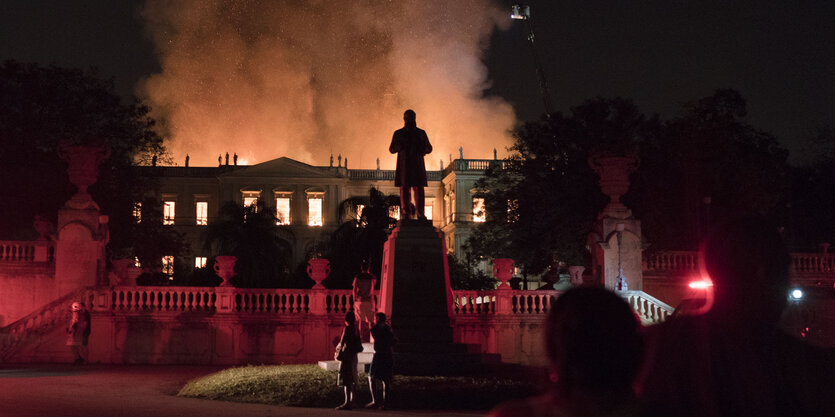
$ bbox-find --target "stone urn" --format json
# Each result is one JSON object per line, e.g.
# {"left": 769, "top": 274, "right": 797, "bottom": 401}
{"left": 568, "top": 265, "right": 586, "bottom": 287}
{"left": 33, "top": 215, "right": 54, "bottom": 240}
{"left": 111, "top": 259, "right": 136, "bottom": 286}
{"left": 307, "top": 258, "right": 330, "bottom": 289}
{"left": 213, "top": 256, "right": 238, "bottom": 287}
{"left": 59, "top": 142, "right": 111, "bottom": 209}
{"left": 492, "top": 258, "right": 514, "bottom": 290}
{"left": 588, "top": 153, "right": 639, "bottom": 219}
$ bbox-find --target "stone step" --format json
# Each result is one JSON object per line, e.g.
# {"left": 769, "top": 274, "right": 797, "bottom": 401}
{"left": 317, "top": 342, "right": 376, "bottom": 371}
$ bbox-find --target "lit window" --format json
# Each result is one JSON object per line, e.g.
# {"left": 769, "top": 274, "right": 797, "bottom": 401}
{"left": 162, "top": 255, "right": 174, "bottom": 277}
{"left": 355, "top": 204, "right": 365, "bottom": 222}
{"left": 163, "top": 201, "right": 176, "bottom": 225}
{"left": 276, "top": 197, "right": 291, "bottom": 225}
{"left": 473, "top": 197, "right": 486, "bottom": 222}
{"left": 242, "top": 191, "right": 261, "bottom": 209}
{"left": 133, "top": 202, "right": 142, "bottom": 223}
{"left": 134, "top": 256, "right": 141, "bottom": 268}
{"left": 195, "top": 202, "right": 208, "bottom": 225}
{"left": 388, "top": 205, "right": 401, "bottom": 221}
{"left": 424, "top": 198, "right": 434, "bottom": 220}
{"left": 194, "top": 257, "right": 207, "bottom": 268}
{"left": 307, "top": 193, "right": 323, "bottom": 226}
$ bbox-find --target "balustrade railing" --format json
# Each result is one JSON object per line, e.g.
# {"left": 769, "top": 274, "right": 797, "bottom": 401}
{"left": 0, "top": 241, "right": 55, "bottom": 262}
{"left": 791, "top": 253, "right": 835, "bottom": 273}
{"left": 643, "top": 251, "right": 699, "bottom": 272}
{"left": 111, "top": 286, "right": 217, "bottom": 312}
{"left": 453, "top": 291, "right": 496, "bottom": 314}
{"left": 511, "top": 290, "right": 556, "bottom": 314}
{"left": 622, "top": 290, "right": 673, "bottom": 325}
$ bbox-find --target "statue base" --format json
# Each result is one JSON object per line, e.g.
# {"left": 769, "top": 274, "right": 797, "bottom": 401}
{"left": 379, "top": 219, "right": 494, "bottom": 375}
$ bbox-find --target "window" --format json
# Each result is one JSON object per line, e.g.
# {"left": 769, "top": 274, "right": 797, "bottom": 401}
{"left": 276, "top": 196, "right": 291, "bottom": 225}
{"left": 307, "top": 192, "right": 323, "bottom": 226}
{"left": 355, "top": 204, "right": 365, "bottom": 222}
{"left": 134, "top": 256, "right": 141, "bottom": 268}
{"left": 424, "top": 198, "right": 434, "bottom": 220}
{"left": 163, "top": 201, "right": 176, "bottom": 225}
{"left": 133, "top": 202, "right": 142, "bottom": 223}
{"left": 242, "top": 190, "right": 261, "bottom": 209}
{"left": 162, "top": 255, "right": 174, "bottom": 278}
{"left": 388, "top": 205, "right": 401, "bottom": 221}
{"left": 195, "top": 202, "right": 208, "bottom": 225}
{"left": 473, "top": 197, "right": 486, "bottom": 223}
{"left": 194, "top": 257, "right": 207, "bottom": 268}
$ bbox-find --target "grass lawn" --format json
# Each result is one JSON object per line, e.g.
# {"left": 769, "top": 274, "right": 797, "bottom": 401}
{"left": 178, "top": 364, "right": 540, "bottom": 410}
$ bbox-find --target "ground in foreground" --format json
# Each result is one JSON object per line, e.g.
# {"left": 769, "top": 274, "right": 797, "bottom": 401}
{"left": 178, "top": 364, "right": 540, "bottom": 410}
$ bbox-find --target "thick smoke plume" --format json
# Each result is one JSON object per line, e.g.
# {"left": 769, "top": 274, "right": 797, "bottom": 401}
{"left": 139, "top": 0, "right": 515, "bottom": 168}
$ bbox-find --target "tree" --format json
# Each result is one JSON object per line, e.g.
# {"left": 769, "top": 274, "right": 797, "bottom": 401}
{"left": 203, "top": 200, "right": 293, "bottom": 288}
{"left": 467, "top": 98, "right": 654, "bottom": 276}
{"left": 326, "top": 187, "right": 399, "bottom": 288}
{"left": 0, "top": 61, "right": 167, "bottom": 257}
{"left": 628, "top": 89, "right": 790, "bottom": 250}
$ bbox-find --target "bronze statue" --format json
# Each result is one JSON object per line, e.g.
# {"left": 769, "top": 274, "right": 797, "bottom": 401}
{"left": 389, "top": 109, "right": 432, "bottom": 220}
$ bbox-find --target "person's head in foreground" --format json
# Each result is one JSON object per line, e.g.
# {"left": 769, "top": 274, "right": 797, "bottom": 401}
{"left": 490, "top": 287, "right": 643, "bottom": 417}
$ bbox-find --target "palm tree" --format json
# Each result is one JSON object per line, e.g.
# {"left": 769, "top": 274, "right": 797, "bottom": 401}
{"left": 326, "top": 187, "right": 399, "bottom": 287}
{"left": 203, "top": 200, "right": 293, "bottom": 288}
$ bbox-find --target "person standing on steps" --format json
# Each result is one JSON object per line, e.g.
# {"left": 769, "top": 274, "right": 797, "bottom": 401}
{"left": 352, "top": 260, "right": 376, "bottom": 342}
{"left": 389, "top": 109, "right": 432, "bottom": 220}
{"left": 66, "top": 302, "right": 90, "bottom": 364}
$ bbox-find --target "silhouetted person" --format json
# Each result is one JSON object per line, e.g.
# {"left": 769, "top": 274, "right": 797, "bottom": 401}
{"left": 366, "top": 312, "right": 395, "bottom": 410}
{"left": 335, "top": 311, "right": 362, "bottom": 410}
{"left": 185, "top": 154, "right": 189, "bottom": 167}
{"left": 638, "top": 216, "right": 832, "bottom": 417}
{"left": 224, "top": 152, "right": 229, "bottom": 166}
{"left": 233, "top": 152, "right": 238, "bottom": 165}
{"left": 218, "top": 155, "right": 222, "bottom": 166}
{"left": 389, "top": 109, "right": 432, "bottom": 220}
{"left": 66, "top": 302, "right": 90, "bottom": 364}
{"left": 352, "top": 260, "right": 376, "bottom": 342}
{"left": 489, "top": 288, "right": 644, "bottom": 417}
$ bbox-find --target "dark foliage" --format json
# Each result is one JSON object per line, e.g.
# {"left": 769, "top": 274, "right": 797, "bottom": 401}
{"left": 203, "top": 200, "right": 293, "bottom": 288}
{"left": 325, "top": 187, "right": 399, "bottom": 288}
{"left": 0, "top": 61, "right": 168, "bottom": 257}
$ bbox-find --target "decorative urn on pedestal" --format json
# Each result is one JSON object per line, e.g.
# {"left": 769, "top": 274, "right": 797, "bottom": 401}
{"left": 213, "top": 256, "right": 237, "bottom": 287}
{"left": 588, "top": 152, "right": 639, "bottom": 220}
{"left": 492, "top": 258, "right": 514, "bottom": 290}
{"left": 306, "top": 258, "right": 330, "bottom": 289}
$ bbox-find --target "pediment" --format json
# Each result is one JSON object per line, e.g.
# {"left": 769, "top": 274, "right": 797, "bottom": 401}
{"left": 221, "top": 157, "right": 337, "bottom": 179}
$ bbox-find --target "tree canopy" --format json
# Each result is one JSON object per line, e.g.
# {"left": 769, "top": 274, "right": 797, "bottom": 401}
{"left": 467, "top": 91, "right": 794, "bottom": 275}
{"left": 0, "top": 61, "right": 167, "bottom": 257}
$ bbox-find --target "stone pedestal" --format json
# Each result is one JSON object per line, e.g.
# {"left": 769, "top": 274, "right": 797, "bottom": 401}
{"left": 379, "top": 220, "right": 487, "bottom": 375}
{"left": 379, "top": 220, "right": 454, "bottom": 345}
{"left": 588, "top": 153, "right": 644, "bottom": 292}
{"left": 55, "top": 144, "right": 110, "bottom": 296}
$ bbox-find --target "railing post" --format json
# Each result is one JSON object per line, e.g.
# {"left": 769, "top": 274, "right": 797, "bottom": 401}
{"left": 309, "top": 288, "right": 327, "bottom": 315}
{"left": 215, "top": 287, "right": 236, "bottom": 313}
{"left": 496, "top": 290, "right": 513, "bottom": 315}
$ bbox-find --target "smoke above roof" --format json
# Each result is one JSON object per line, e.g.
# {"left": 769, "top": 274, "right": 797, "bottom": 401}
{"left": 138, "top": 0, "right": 515, "bottom": 168}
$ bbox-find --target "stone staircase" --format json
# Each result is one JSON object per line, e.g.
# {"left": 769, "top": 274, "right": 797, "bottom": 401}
{"left": 0, "top": 288, "right": 94, "bottom": 363}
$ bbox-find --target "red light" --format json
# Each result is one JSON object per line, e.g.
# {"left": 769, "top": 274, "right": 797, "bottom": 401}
{"left": 688, "top": 280, "right": 713, "bottom": 290}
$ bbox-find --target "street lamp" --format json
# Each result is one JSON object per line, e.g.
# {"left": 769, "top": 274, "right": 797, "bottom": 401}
{"left": 511, "top": 4, "right": 554, "bottom": 117}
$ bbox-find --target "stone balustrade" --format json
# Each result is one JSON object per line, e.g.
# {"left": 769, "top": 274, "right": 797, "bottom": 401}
{"left": 0, "top": 241, "right": 55, "bottom": 262}
{"left": 643, "top": 251, "right": 699, "bottom": 272}
{"left": 622, "top": 290, "right": 674, "bottom": 325}
{"left": 791, "top": 253, "right": 835, "bottom": 273}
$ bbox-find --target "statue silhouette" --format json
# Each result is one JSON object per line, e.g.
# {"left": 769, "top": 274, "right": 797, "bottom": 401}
{"left": 389, "top": 109, "right": 432, "bottom": 220}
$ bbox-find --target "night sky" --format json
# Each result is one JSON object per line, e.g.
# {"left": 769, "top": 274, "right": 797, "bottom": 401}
{"left": 1, "top": 0, "right": 833, "bottom": 164}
